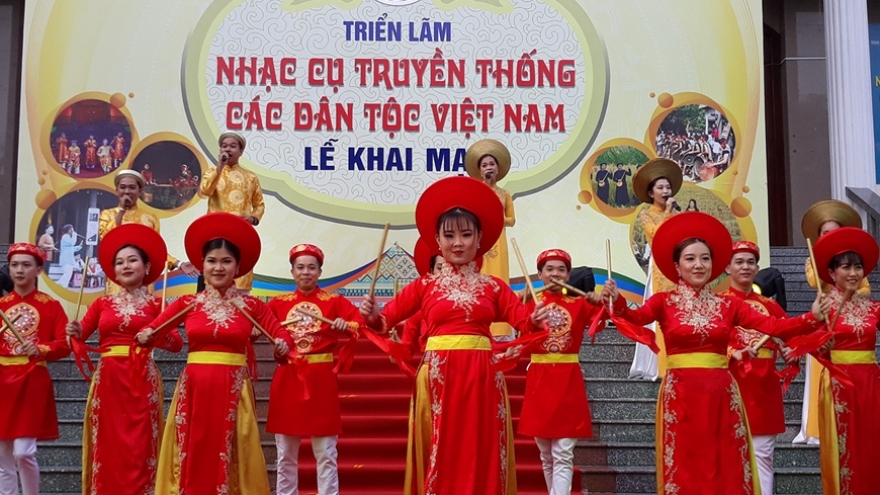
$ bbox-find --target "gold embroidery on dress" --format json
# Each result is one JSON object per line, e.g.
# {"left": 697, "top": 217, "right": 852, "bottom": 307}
{"left": 194, "top": 285, "right": 248, "bottom": 337}
{"left": 829, "top": 290, "right": 874, "bottom": 343}
{"left": 109, "top": 287, "right": 152, "bottom": 328}
{"left": 733, "top": 299, "right": 769, "bottom": 348}
{"left": 540, "top": 297, "right": 572, "bottom": 353}
{"left": 495, "top": 370, "right": 508, "bottom": 492}
{"left": 425, "top": 351, "right": 446, "bottom": 495}
{"left": 426, "top": 261, "right": 499, "bottom": 321}
{"left": 2, "top": 303, "right": 40, "bottom": 354}
{"left": 287, "top": 302, "right": 322, "bottom": 353}
{"left": 317, "top": 291, "right": 335, "bottom": 301}
{"left": 661, "top": 373, "right": 680, "bottom": 495}
{"left": 88, "top": 365, "right": 102, "bottom": 495}
{"left": 831, "top": 377, "right": 853, "bottom": 495}
{"left": 667, "top": 283, "right": 728, "bottom": 344}
{"left": 728, "top": 381, "right": 753, "bottom": 493}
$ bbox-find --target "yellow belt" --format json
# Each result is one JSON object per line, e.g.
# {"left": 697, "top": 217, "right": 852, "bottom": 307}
{"left": 830, "top": 350, "right": 876, "bottom": 365}
{"left": 666, "top": 352, "right": 727, "bottom": 369}
{"left": 292, "top": 352, "right": 333, "bottom": 364}
{"left": 425, "top": 335, "right": 491, "bottom": 351}
{"left": 187, "top": 351, "right": 246, "bottom": 366}
{"left": 530, "top": 353, "right": 579, "bottom": 364}
{"left": 756, "top": 348, "right": 773, "bottom": 359}
{"left": 101, "top": 345, "right": 131, "bottom": 357}
{"left": 0, "top": 356, "right": 46, "bottom": 367}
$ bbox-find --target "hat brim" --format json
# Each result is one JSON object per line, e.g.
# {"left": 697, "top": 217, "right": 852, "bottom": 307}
{"left": 465, "top": 139, "right": 511, "bottom": 181}
{"left": 632, "top": 158, "right": 683, "bottom": 204}
{"left": 813, "top": 227, "right": 879, "bottom": 285}
{"left": 99, "top": 224, "right": 168, "bottom": 286}
{"left": 185, "top": 213, "right": 261, "bottom": 275}
{"left": 415, "top": 177, "right": 504, "bottom": 259}
{"left": 800, "top": 200, "right": 862, "bottom": 244}
{"left": 652, "top": 212, "right": 733, "bottom": 284}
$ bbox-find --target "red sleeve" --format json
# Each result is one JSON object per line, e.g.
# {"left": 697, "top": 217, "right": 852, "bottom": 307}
{"left": 494, "top": 281, "right": 539, "bottom": 334}
{"left": 618, "top": 292, "right": 666, "bottom": 326}
{"left": 145, "top": 296, "right": 193, "bottom": 338}
{"left": 377, "top": 278, "right": 425, "bottom": 332}
{"left": 763, "top": 297, "right": 787, "bottom": 319}
{"left": 334, "top": 296, "right": 366, "bottom": 333}
{"left": 731, "top": 297, "right": 820, "bottom": 339}
{"left": 41, "top": 300, "right": 71, "bottom": 361}
{"left": 79, "top": 297, "right": 104, "bottom": 341}
{"left": 151, "top": 298, "right": 183, "bottom": 352}
{"left": 252, "top": 298, "right": 293, "bottom": 347}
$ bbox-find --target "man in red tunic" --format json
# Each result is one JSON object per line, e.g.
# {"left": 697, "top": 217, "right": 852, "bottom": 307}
{"left": 520, "top": 249, "right": 604, "bottom": 495}
{"left": 723, "top": 241, "right": 788, "bottom": 495}
{"left": 112, "top": 132, "right": 126, "bottom": 168}
{"left": 83, "top": 135, "right": 98, "bottom": 169}
{"left": 54, "top": 133, "right": 68, "bottom": 166}
{"left": 0, "top": 244, "right": 69, "bottom": 495}
{"left": 267, "top": 244, "right": 363, "bottom": 495}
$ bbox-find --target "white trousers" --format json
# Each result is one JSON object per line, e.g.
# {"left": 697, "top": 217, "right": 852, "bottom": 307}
{"left": 535, "top": 437, "right": 577, "bottom": 495}
{"left": 276, "top": 434, "right": 339, "bottom": 495}
{"left": 0, "top": 438, "right": 39, "bottom": 495}
{"left": 752, "top": 435, "right": 776, "bottom": 495}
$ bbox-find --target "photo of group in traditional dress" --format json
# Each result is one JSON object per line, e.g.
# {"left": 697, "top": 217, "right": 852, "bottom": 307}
{"left": 589, "top": 146, "right": 647, "bottom": 209}
{"left": 130, "top": 141, "right": 204, "bottom": 210}
{"left": 49, "top": 100, "right": 132, "bottom": 179}
{"left": 655, "top": 104, "right": 735, "bottom": 183}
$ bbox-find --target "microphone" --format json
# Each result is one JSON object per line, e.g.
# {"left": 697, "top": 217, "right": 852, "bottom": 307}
{"left": 221, "top": 153, "right": 229, "bottom": 163}
{"left": 670, "top": 200, "right": 681, "bottom": 212}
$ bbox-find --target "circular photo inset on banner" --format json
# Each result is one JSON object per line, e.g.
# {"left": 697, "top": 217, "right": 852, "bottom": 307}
{"left": 131, "top": 141, "right": 203, "bottom": 210}
{"left": 589, "top": 146, "right": 648, "bottom": 209}
{"left": 49, "top": 99, "right": 132, "bottom": 179}
{"left": 35, "top": 187, "right": 119, "bottom": 293}
{"left": 655, "top": 104, "right": 735, "bottom": 183}
{"left": 630, "top": 185, "right": 742, "bottom": 279}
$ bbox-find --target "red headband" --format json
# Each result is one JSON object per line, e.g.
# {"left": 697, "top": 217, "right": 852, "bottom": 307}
{"left": 537, "top": 249, "right": 572, "bottom": 271}
{"left": 289, "top": 244, "right": 324, "bottom": 266}
{"left": 7, "top": 243, "right": 45, "bottom": 266}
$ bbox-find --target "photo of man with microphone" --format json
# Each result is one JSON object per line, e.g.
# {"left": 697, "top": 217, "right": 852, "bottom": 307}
{"left": 198, "top": 132, "right": 266, "bottom": 293}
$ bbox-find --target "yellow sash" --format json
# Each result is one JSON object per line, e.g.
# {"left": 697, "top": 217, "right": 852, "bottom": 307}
{"left": 0, "top": 356, "right": 46, "bottom": 366}
{"left": 425, "top": 335, "right": 491, "bottom": 351}
{"left": 756, "top": 348, "right": 773, "bottom": 359}
{"left": 100, "top": 345, "right": 131, "bottom": 357}
{"left": 666, "top": 352, "right": 727, "bottom": 369}
{"left": 830, "top": 350, "right": 876, "bottom": 365}
{"left": 292, "top": 352, "right": 333, "bottom": 364}
{"left": 187, "top": 351, "right": 246, "bottom": 366}
{"left": 530, "top": 353, "right": 579, "bottom": 364}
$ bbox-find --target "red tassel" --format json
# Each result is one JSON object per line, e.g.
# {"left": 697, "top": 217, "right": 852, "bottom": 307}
{"left": 609, "top": 315, "right": 660, "bottom": 354}
{"left": 69, "top": 338, "right": 102, "bottom": 381}
{"left": 360, "top": 328, "right": 416, "bottom": 377}
{"left": 490, "top": 330, "right": 550, "bottom": 373}
{"left": 587, "top": 308, "right": 608, "bottom": 343}
{"left": 784, "top": 331, "right": 833, "bottom": 359}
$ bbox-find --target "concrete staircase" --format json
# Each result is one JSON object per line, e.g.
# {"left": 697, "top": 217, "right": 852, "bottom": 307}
{"left": 22, "top": 246, "right": 880, "bottom": 493}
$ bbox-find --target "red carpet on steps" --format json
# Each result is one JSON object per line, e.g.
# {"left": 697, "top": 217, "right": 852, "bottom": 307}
{"left": 285, "top": 338, "right": 582, "bottom": 495}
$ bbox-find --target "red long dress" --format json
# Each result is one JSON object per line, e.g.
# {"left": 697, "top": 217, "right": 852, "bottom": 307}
{"left": 817, "top": 287, "right": 880, "bottom": 495}
{"left": 150, "top": 286, "right": 291, "bottom": 495}
{"left": 78, "top": 288, "right": 183, "bottom": 495}
{"left": 266, "top": 287, "right": 363, "bottom": 437}
{"left": 616, "top": 282, "right": 821, "bottom": 495}
{"left": 518, "top": 291, "right": 600, "bottom": 439}
{"left": 0, "top": 289, "right": 69, "bottom": 440}
{"left": 723, "top": 288, "right": 788, "bottom": 436}
{"left": 375, "top": 261, "right": 538, "bottom": 495}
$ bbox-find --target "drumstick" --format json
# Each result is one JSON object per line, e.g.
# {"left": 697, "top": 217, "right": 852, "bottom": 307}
{"left": 751, "top": 334, "right": 772, "bottom": 351}
{"left": 296, "top": 308, "right": 336, "bottom": 326}
{"left": 605, "top": 239, "right": 613, "bottom": 307}
{"left": 549, "top": 279, "right": 589, "bottom": 298}
{"left": 0, "top": 310, "right": 26, "bottom": 345}
{"left": 827, "top": 288, "right": 854, "bottom": 332}
{"left": 368, "top": 223, "right": 391, "bottom": 299}
{"left": 510, "top": 238, "right": 537, "bottom": 302}
{"left": 73, "top": 256, "right": 90, "bottom": 320}
{"left": 231, "top": 301, "right": 275, "bottom": 342}
{"left": 280, "top": 317, "right": 303, "bottom": 326}
{"left": 806, "top": 238, "right": 827, "bottom": 322}
{"left": 0, "top": 314, "right": 22, "bottom": 337}
{"left": 161, "top": 267, "right": 169, "bottom": 312}
{"left": 148, "top": 303, "right": 195, "bottom": 338}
